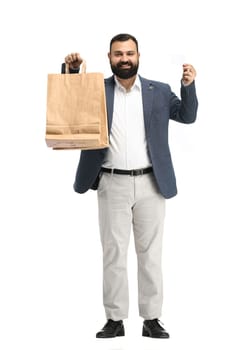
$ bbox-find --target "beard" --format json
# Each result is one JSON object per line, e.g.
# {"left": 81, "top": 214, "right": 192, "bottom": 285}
{"left": 110, "top": 60, "right": 139, "bottom": 79}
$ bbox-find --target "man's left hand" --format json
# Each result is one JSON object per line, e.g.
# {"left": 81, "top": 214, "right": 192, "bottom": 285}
{"left": 182, "top": 64, "right": 196, "bottom": 86}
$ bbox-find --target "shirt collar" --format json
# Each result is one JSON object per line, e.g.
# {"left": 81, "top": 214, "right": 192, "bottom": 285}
{"left": 114, "top": 75, "right": 141, "bottom": 92}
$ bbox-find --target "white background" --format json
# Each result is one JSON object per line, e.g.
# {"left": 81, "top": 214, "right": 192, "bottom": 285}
{"left": 1, "top": 0, "right": 233, "bottom": 349}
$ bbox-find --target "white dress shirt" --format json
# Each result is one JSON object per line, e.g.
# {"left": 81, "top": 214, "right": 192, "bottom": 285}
{"left": 102, "top": 75, "right": 152, "bottom": 170}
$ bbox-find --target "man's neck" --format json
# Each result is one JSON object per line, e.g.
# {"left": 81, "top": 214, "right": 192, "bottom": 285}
{"left": 115, "top": 75, "right": 137, "bottom": 92}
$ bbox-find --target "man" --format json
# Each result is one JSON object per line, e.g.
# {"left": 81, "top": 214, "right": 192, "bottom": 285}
{"left": 63, "top": 33, "right": 198, "bottom": 339}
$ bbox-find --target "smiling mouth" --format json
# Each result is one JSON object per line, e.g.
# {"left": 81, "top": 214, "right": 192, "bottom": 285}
{"left": 120, "top": 65, "right": 131, "bottom": 69}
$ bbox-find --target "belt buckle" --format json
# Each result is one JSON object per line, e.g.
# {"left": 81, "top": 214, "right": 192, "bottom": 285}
{"left": 131, "top": 169, "right": 144, "bottom": 176}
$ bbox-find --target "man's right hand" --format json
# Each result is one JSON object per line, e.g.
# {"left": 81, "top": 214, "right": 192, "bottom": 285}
{"left": 65, "top": 53, "right": 83, "bottom": 70}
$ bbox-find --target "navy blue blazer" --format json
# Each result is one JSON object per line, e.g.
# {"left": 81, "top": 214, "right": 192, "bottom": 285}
{"left": 61, "top": 64, "right": 198, "bottom": 199}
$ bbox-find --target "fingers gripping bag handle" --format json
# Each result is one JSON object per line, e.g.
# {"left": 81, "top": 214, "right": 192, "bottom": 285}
{"left": 65, "top": 60, "right": 87, "bottom": 74}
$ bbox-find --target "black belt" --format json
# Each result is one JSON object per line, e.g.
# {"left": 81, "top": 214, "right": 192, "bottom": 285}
{"left": 101, "top": 166, "right": 153, "bottom": 176}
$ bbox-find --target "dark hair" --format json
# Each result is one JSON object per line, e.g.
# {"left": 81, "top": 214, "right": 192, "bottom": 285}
{"left": 109, "top": 33, "right": 138, "bottom": 52}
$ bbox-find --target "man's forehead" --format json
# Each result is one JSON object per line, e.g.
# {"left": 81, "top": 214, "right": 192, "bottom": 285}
{"left": 111, "top": 40, "right": 137, "bottom": 52}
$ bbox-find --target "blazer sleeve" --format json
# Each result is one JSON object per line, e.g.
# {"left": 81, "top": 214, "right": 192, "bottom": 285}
{"left": 169, "top": 81, "right": 198, "bottom": 124}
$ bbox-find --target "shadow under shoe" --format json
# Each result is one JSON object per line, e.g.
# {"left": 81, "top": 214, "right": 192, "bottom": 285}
{"left": 143, "top": 319, "right": 170, "bottom": 339}
{"left": 96, "top": 319, "right": 125, "bottom": 338}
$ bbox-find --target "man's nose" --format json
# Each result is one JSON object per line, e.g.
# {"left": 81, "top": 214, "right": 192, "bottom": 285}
{"left": 120, "top": 54, "right": 129, "bottom": 61}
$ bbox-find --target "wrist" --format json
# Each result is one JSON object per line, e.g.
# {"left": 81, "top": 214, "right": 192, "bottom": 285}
{"left": 182, "top": 79, "right": 193, "bottom": 87}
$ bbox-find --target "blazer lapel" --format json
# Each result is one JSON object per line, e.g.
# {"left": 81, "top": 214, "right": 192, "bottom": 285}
{"left": 104, "top": 76, "right": 115, "bottom": 132}
{"left": 140, "top": 76, "right": 156, "bottom": 134}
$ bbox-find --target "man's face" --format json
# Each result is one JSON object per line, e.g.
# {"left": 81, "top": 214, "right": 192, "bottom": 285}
{"left": 108, "top": 39, "right": 140, "bottom": 79}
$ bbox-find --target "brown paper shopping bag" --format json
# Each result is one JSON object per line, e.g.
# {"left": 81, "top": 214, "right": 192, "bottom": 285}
{"left": 45, "top": 62, "right": 109, "bottom": 150}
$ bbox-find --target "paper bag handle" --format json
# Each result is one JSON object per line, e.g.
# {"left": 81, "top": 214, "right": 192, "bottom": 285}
{"left": 65, "top": 60, "right": 86, "bottom": 74}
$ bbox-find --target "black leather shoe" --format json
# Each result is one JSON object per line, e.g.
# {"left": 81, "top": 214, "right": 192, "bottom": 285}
{"left": 142, "top": 319, "right": 170, "bottom": 338}
{"left": 96, "top": 319, "right": 125, "bottom": 338}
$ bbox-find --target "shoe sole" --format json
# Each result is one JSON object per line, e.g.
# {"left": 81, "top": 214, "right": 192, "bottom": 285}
{"left": 96, "top": 328, "right": 125, "bottom": 338}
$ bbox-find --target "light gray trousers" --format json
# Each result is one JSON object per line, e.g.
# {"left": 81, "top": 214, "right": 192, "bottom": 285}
{"left": 97, "top": 171, "right": 166, "bottom": 321}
